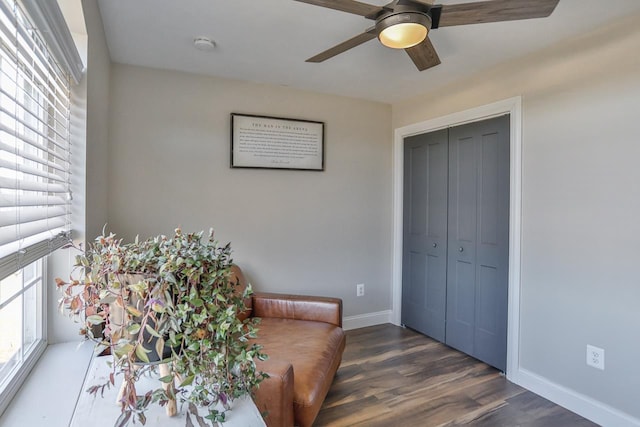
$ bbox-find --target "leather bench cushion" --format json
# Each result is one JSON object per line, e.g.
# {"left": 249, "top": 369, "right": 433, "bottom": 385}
{"left": 255, "top": 317, "right": 346, "bottom": 427}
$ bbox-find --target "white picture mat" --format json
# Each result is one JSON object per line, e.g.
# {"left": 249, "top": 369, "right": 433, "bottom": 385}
{"left": 232, "top": 114, "right": 324, "bottom": 170}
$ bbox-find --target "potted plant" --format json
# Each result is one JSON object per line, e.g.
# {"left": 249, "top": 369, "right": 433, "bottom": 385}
{"left": 57, "top": 228, "right": 267, "bottom": 426}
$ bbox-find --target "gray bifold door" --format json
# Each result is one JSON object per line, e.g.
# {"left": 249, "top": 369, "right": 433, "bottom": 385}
{"left": 402, "top": 129, "right": 449, "bottom": 342}
{"left": 401, "top": 115, "right": 510, "bottom": 372}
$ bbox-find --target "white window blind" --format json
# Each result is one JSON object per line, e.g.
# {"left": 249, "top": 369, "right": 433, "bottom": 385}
{"left": 0, "top": 0, "right": 77, "bottom": 281}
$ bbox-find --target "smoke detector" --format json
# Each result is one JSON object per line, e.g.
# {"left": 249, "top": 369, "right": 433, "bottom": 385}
{"left": 193, "top": 36, "right": 216, "bottom": 51}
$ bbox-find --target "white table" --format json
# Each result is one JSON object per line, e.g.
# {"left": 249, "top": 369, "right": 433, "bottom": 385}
{"left": 71, "top": 356, "right": 265, "bottom": 426}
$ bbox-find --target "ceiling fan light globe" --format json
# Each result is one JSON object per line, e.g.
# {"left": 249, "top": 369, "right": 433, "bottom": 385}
{"left": 376, "top": 12, "right": 430, "bottom": 49}
{"left": 379, "top": 23, "right": 428, "bottom": 49}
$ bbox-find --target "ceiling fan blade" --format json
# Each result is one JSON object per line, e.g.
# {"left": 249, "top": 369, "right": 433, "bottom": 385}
{"left": 439, "top": 0, "right": 559, "bottom": 27}
{"left": 306, "top": 29, "right": 377, "bottom": 63}
{"left": 293, "top": 0, "right": 383, "bottom": 17}
{"left": 405, "top": 37, "right": 441, "bottom": 71}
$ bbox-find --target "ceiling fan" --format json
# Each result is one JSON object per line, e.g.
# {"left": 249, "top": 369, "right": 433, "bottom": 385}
{"left": 294, "top": 0, "right": 560, "bottom": 71}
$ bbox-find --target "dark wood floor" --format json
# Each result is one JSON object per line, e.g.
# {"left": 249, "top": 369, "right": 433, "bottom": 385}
{"left": 316, "top": 324, "right": 598, "bottom": 427}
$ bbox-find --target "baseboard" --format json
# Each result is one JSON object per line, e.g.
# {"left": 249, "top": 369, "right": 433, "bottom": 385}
{"left": 515, "top": 368, "right": 640, "bottom": 427}
{"left": 342, "top": 310, "right": 392, "bottom": 331}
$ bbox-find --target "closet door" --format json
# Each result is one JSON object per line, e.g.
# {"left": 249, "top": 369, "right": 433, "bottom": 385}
{"left": 401, "top": 130, "right": 448, "bottom": 341}
{"left": 446, "top": 115, "right": 510, "bottom": 371}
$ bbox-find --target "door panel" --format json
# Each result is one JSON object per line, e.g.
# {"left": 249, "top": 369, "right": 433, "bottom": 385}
{"left": 474, "top": 117, "right": 510, "bottom": 371}
{"left": 477, "top": 265, "right": 498, "bottom": 333}
{"left": 446, "top": 115, "right": 510, "bottom": 371}
{"left": 454, "top": 137, "right": 477, "bottom": 243}
{"left": 480, "top": 133, "right": 500, "bottom": 245}
{"left": 402, "top": 130, "right": 448, "bottom": 342}
{"left": 408, "top": 252, "right": 427, "bottom": 301}
{"left": 447, "top": 259, "right": 475, "bottom": 355}
{"left": 408, "top": 145, "right": 428, "bottom": 236}
{"left": 446, "top": 131, "right": 477, "bottom": 355}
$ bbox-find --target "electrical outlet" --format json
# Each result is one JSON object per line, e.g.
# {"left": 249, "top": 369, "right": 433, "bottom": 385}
{"left": 356, "top": 283, "right": 365, "bottom": 297}
{"left": 586, "top": 345, "right": 605, "bottom": 370}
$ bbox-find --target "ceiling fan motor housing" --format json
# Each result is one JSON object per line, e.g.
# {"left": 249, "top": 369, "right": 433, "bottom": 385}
{"left": 376, "top": 9, "right": 431, "bottom": 28}
{"left": 370, "top": 1, "right": 442, "bottom": 28}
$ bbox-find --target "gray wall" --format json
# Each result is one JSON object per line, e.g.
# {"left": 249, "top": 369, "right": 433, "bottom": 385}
{"left": 393, "top": 14, "right": 640, "bottom": 421}
{"left": 107, "top": 64, "right": 392, "bottom": 317}
{"left": 49, "top": 0, "right": 111, "bottom": 344}
{"left": 82, "top": 0, "right": 110, "bottom": 241}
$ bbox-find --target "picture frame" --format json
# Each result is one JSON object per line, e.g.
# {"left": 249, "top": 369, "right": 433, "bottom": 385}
{"left": 231, "top": 113, "right": 325, "bottom": 171}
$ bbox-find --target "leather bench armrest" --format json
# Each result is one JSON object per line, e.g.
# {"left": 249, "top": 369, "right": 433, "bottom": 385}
{"left": 252, "top": 292, "right": 343, "bottom": 328}
{"left": 253, "top": 359, "right": 295, "bottom": 427}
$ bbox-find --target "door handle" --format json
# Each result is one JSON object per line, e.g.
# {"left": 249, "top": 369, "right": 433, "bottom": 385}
{"left": 459, "top": 247, "right": 464, "bottom": 252}
{"left": 432, "top": 243, "right": 437, "bottom": 248}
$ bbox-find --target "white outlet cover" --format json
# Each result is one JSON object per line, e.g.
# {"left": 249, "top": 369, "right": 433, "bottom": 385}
{"left": 586, "top": 344, "right": 605, "bottom": 370}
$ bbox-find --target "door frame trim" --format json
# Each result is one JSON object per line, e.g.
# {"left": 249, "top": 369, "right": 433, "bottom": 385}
{"left": 391, "top": 96, "right": 522, "bottom": 379}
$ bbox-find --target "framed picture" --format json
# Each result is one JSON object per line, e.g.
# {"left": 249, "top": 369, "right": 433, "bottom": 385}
{"left": 231, "top": 113, "right": 325, "bottom": 171}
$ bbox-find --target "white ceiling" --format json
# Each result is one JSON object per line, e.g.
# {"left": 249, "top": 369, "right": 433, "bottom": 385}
{"left": 96, "top": 0, "right": 640, "bottom": 103}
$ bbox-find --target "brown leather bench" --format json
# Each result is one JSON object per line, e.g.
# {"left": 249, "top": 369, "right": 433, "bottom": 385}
{"left": 231, "top": 266, "right": 346, "bottom": 427}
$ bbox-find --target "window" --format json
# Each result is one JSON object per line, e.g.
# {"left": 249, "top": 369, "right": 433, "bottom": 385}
{"left": 0, "top": 259, "right": 43, "bottom": 393}
{"left": 0, "top": 0, "right": 82, "bottom": 415}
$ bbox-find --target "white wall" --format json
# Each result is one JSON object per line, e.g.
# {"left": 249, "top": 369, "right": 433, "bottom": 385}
{"left": 107, "top": 64, "right": 392, "bottom": 318}
{"left": 392, "top": 14, "right": 640, "bottom": 425}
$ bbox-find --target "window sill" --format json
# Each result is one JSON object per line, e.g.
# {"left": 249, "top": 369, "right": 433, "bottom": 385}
{"left": 0, "top": 342, "right": 265, "bottom": 427}
{"left": 71, "top": 355, "right": 265, "bottom": 426}
{"left": 0, "top": 342, "right": 93, "bottom": 427}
